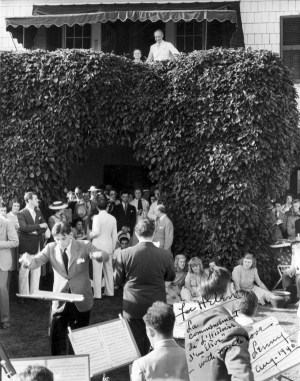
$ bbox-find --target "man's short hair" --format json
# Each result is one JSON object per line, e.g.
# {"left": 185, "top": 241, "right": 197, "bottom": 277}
{"left": 120, "top": 189, "right": 129, "bottom": 197}
{"left": 236, "top": 290, "right": 258, "bottom": 317}
{"left": 293, "top": 199, "right": 300, "bottom": 204}
{"left": 156, "top": 204, "right": 166, "bottom": 214}
{"left": 75, "top": 186, "right": 82, "bottom": 192}
{"left": 135, "top": 219, "right": 155, "bottom": 238}
{"left": 52, "top": 222, "right": 72, "bottom": 236}
{"left": 24, "top": 192, "right": 37, "bottom": 203}
{"left": 120, "top": 237, "right": 129, "bottom": 243}
{"left": 143, "top": 302, "right": 175, "bottom": 335}
{"left": 199, "top": 266, "right": 231, "bottom": 300}
{"left": 154, "top": 29, "right": 163, "bottom": 36}
{"left": 13, "top": 365, "right": 53, "bottom": 381}
{"left": 274, "top": 198, "right": 283, "bottom": 206}
{"left": 96, "top": 198, "right": 107, "bottom": 210}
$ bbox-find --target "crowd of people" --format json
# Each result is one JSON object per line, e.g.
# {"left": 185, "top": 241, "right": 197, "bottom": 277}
{"left": 0, "top": 186, "right": 299, "bottom": 380}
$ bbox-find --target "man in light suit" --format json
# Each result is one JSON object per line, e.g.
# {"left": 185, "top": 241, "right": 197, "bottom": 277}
{"left": 147, "top": 29, "right": 179, "bottom": 62}
{"left": 90, "top": 198, "right": 117, "bottom": 298}
{"left": 152, "top": 205, "right": 174, "bottom": 251}
{"left": 20, "top": 221, "right": 108, "bottom": 355}
{"left": 131, "top": 302, "right": 189, "bottom": 381}
{"left": 17, "top": 192, "right": 48, "bottom": 298}
{"left": 116, "top": 219, "right": 175, "bottom": 356}
{"left": 0, "top": 211, "right": 19, "bottom": 329}
{"left": 147, "top": 188, "right": 162, "bottom": 221}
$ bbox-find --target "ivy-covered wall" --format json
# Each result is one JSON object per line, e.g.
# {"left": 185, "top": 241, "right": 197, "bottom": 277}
{"left": 1, "top": 48, "right": 299, "bottom": 282}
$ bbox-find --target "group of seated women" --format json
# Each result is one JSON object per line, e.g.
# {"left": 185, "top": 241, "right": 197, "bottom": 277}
{"left": 165, "top": 252, "right": 271, "bottom": 306}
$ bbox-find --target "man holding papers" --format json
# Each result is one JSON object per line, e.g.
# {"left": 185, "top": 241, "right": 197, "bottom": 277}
{"left": 20, "top": 222, "right": 108, "bottom": 355}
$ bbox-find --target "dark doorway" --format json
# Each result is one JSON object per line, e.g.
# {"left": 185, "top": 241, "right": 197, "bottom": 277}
{"left": 102, "top": 19, "right": 165, "bottom": 59}
{"left": 104, "top": 165, "right": 153, "bottom": 191}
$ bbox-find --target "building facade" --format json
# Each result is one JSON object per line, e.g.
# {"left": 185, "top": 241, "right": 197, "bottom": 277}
{"left": 1, "top": 0, "right": 300, "bottom": 191}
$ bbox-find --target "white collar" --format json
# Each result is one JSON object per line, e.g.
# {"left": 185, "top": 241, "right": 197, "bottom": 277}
{"left": 159, "top": 214, "right": 166, "bottom": 221}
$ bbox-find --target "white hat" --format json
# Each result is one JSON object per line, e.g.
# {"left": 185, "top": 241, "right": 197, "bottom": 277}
{"left": 88, "top": 186, "right": 101, "bottom": 192}
{"left": 49, "top": 201, "right": 68, "bottom": 210}
{"left": 117, "top": 231, "right": 130, "bottom": 243}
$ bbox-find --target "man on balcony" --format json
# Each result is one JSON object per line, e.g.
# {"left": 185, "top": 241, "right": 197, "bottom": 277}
{"left": 147, "top": 30, "right": 179, "bottom": 62}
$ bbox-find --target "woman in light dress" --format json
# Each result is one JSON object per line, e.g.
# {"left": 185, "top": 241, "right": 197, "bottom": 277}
{"left": 181, "top": 257, "right": 204, "bottom": 302}
{"left": 232, "top": 253, "right": 271, "bottom": 305}
{"left": 165, "top": 254, "right": 187, "bottom": 305}
{"left": 130, "top": 188, "right": 149, "bottom": 246}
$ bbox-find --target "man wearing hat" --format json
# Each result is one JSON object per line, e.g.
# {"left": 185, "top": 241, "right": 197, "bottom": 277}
{"left": 112, "top": 231, "right": 130, "bottom": 289}
{"left": 90, "top": 197, "right": 117, "bottom": 298}
{"left": 88, "top": 186, "right": 101, "bottom": 202}
{"left": 48, "top": 201, "right": 69, "bottom": 231}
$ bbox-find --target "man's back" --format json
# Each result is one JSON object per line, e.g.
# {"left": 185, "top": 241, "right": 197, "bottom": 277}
{"left": 132, "top": 340, "right": 189, "bottom": 381}
{"left": 116, "top": 242, "right": 175, "bottom": 318}
{"left": 153, "top": 216, "right": 174, "bottom": 251}
{"left": 92, "top": 211, "right": 117, "bottom": 253}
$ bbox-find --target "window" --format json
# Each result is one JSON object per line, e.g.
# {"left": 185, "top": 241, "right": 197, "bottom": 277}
{"left": 65, "top": 24, "right": 91, "bottom": 49}
{"left": 176, "top": 20, "right": 202, "bottom": 53}
{"left": 280, "top": 16, "right": 300, "bottom": 82}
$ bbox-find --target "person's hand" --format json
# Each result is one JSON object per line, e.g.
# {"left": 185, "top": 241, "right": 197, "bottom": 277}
{"left": 39, "top": 222, "right": 48, "bottom": 229}
{"left": 91, "top": 250, "right": 107, "bottom": 262}
{"left": 19, "top": 253, "right": 32, "bottom": 267}
{"left": 122, "top": 226, "right": 129, "bottom": 233}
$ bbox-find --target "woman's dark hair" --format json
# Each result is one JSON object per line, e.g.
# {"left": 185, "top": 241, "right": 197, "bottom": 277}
{"left": 133, "top": 48, "right": 142, "bottom": 55}
{"left": 72, "top": 217, "right": 83, "bottom": 228}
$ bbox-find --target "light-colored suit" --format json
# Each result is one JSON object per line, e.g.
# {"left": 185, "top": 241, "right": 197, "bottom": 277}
{"left": 91, "top": 210, "right": 117, "bottom": 298}
{"left": 130, "top": 198, "right": 149, "bottom": 246}
{"left": 148, "top": 200, "right": 158, "bottom": 221}
{"left": 148, "top": 40, "right": 179, "bottom": 61}
{"left": 131, "top": 339, "right": 189, "bottom": 381}
{"left": 27, "top": 239, "right": 108, "bottom": 314}
{"left": 153, "top": 215, "right": 174, "bottom": 251}
{"left": 0, "top": 216, "right": 19, "bottom": 322}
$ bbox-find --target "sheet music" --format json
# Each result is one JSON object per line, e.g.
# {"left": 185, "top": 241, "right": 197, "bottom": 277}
{"left": 2, "top": 355, "right": 89, "bottom": 381}
{"left": 69, "top": 318, "right": 140, "bottom": 377}
{"left": 17, "top": 290, "right": 84, "bottom": 302}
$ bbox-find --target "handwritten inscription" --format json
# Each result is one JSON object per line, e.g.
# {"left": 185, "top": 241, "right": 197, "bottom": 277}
{"left": 246, "top": 317, "right": 300, "bottom": 381}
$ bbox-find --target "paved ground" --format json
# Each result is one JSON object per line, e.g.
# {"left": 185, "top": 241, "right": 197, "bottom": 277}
{"left": 1, "top": 273, "right": 300, "bottom": 380}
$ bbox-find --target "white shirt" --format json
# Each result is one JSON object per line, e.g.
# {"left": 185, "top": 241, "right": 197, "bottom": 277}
{"left": 148, "top": 40, "right": 179, "bottom": 62}
{"left": 26, "top": 205, "right": 36, "bottom": 221}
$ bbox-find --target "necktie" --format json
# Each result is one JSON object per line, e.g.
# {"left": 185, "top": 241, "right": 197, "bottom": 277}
{"left": 124, "top": 203, "right": 127, "bottom": 214}
{"left": 62, "top": 249, "right": 68, "bottom": 274}
{"left": 138, "top": 200, "right": 143, "bottom": 211}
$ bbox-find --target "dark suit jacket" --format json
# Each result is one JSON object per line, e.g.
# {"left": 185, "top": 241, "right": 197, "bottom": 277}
{"left": 17, "top": 208, "right": 47, "bottom": 255}
{"left": 295, "top": 218, "right": 300, "bottom": 237}
{"left": 112, "top": 203, "right": 136, "bottom": 236}
{"left": 186, "top": 305, "right": 254, "bottom": 381}
{"left": 116, "top": 241, "right": 175, "bottom": 318}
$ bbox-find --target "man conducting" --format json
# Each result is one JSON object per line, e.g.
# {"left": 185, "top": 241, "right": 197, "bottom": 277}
{"left": 20, "top": 222, "right": 108, "bottom": 355}
{"left": 147, "top": 29, "right": 179, "bottom": 62}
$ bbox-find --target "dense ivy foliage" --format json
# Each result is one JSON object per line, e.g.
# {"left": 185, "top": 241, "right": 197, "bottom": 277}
{"left": 1, "top": 48, "right": 299, "bottom": 284}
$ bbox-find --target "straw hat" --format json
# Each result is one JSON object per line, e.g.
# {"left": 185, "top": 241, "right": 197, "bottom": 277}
{"left": 88, "top": 185, "right": 100, "bottom": 192}
{"left": 49, "top": 201, "right": 68, "bottom": 210}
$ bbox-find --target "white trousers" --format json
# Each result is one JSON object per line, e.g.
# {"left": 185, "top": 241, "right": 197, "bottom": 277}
{"left": 92, "top": 255, "right": 114, "bottom": 298}
{"left": 18, "top": 253, "right": 41, "bottom": 294}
